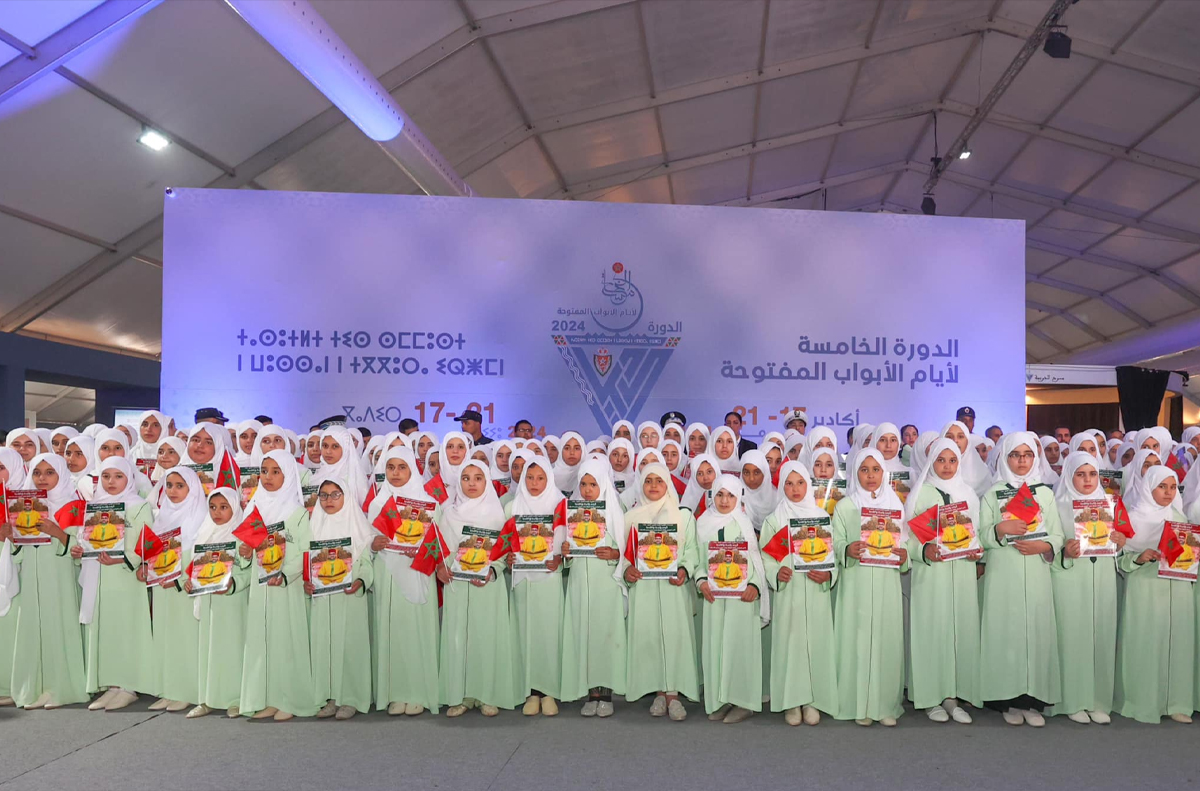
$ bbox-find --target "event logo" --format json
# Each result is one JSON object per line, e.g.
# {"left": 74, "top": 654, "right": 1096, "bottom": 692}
{"left": 553, "top": 263, "right": 681, "bottom": 433}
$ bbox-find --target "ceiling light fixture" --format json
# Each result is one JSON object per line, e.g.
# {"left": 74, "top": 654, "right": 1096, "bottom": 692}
{"left": 958, "top": 147, "right": 972, "bottom": 160}
{"left": 138, "top": 126, "right": 170, "bottom": 151}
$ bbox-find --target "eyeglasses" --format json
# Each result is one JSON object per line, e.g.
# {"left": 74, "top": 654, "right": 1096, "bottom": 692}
{"left": 1007, "top": 452, "right": 1036, "bottom": 461}
{"left": 317, "top": 491, "right": 344, "bottom": 501}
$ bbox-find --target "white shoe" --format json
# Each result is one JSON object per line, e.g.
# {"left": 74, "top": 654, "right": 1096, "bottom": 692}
{"left": 148, "top": 697, "right": 170, "bottom": 711}
{"left": 104, "top": 690, "right": 138, "bottom": 711}
{"left": 522, "top": 695, "right": 540, "bottom": 716}
{"left": 226, "top": 706, "right": 240, "bottom": 718}
{"left": 334, "top": 706, "right": 356, "bottom": 720}
{"left": 649, "top": 695, "right": 667, "bottom": 717}
{"left": 708, "top": 703, "right": 733, "bottom": 721}
{"left": 802, "top": 705, "right": 821, "bottom": 726}
{"left": 596, "top": 700, "right": 614, "bottom": 718}
{"left": 1088, "top": 710, "right": 1111, "bottom": 724}
{"left": 88, "top": 689, "right": 118, "bottom": 711}
{"left": 927, "top": 705, "right": 949, "bottom": 723}
{"left": 1002, "top": 708, "right": 1024, "bottom": 726}
{"left": 186, "top": 704, "right": 212, "bottom": 719}
{"left": 250, "top": 706, "right": 278, "bottom": 720}
{"left": 24, "top": 692, "right": 51, "bottom": 710}
{"left": 387, "top": 702, "right": 405, "bottom": 716}
{"left": 855, "top": 718, "right": 873, "bottom": 726}
{"left": 480, "top": 704, "right": 499, "bottom": 717}
{"left": 950, "top": 706, "right": 972, "bottom": 724}
{"left": 723, "top": 706, "right": 753, "bottom": 724}
{"left": 316, "top": 700, "right": 337, "bottom": 718}
{"left": 165, "top": 700, "right": 190, "bottom": 713}
{"left": 784, "top": 707, "right": 802, "bottom": 726}
{"left": 667, "top": 698, "right": 687, "bottom": 721}
{"left": 540, "top": 697, "right": 558, "bottom": 716}
{"left": 446, "top": 704, "right": 468, "bottom": 718}
{"left": 1171, "top": 713, "right": 1193, "bottom": 724}
{"left": 0, "top": 696, "right": 14, "bottom": 706}
{"left": 404, "top": 703, "right": 424, "bottom": 716}
{"left": 1068, "top": 711, "right": 1091, "bottom": 724}
{"left": 880, "top": 716, "right": 897, "bottom": 727}
{"left": 581, "top": 700, "right": 598, "bottom": 717}
{"left": 1022, "top": 709, "right": 1045, "bottom": 727}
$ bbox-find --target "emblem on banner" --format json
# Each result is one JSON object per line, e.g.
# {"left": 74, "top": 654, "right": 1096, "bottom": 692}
{"left": 593, "top": 348, "right": 612, "bottom": 377}
{"left": 552, "top": 263, "right": 682, "bottom": 434}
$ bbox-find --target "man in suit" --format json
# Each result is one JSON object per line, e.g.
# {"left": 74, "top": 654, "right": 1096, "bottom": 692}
{"left": 725, "top": 411, "right": 757, "bottom": 456}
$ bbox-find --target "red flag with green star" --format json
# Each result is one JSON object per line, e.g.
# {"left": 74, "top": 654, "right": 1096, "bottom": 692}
{"left": 907, "top": 504, "right": 939, "bottom": 545}
{"left": 1159, "top": 522, "right": 1185, "bottom": 567}
{"left": 423, "top": 474, "right": 448, "bottom": 504}
{"left": 135, "top": 524, "right": 164, "bottom": 561}
{"left": 762, "top": 524, "right": 791, "bottom": 562}
{"left": 217, "top": 451, "right": 240, "bottom": 491}
{"left": 1166, "top": 452, "right": 1186, "bottom": 479}
{"left": 54, "top": 498, "right": 86, "bottom": 529}
{"left": 410, "top": 522, "right": 450, "bottom": 576}
{"left": 1112, "top": 496, "right": 1135, "bottom": 539}
{"left": 1003, "top": 482, "right": 1040, "bottom": 524}
{"left": 232, "top": 506, "right": 269, "bottom": 549}
{"left": 371, "top": 496, "right": 401, "bottom": 540}
{"left": 489, "top": 517, "right": 520, "bottom": 561}
{"left": 0, "top": 482, "right": 8, "bottom": 525}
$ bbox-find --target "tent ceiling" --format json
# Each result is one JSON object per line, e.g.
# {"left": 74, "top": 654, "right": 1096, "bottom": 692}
{"left": 1, "top": 0, "right": 1198, "bottom": 370}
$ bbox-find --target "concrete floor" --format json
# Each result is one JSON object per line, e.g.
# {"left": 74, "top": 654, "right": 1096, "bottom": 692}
{"left": 0, "top": 698, "right": 1195, "bottom": 791}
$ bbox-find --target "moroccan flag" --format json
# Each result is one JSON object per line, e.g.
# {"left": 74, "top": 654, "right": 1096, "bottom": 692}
{"left": 410, "top": 522, "right": 450, "bottom": 576}
{"left": 1003, "top": 482, "right": 1040, "bottom": 524}
{"left": 693, "top": 495, "right": 707, "bottom": 519}
{"left": 302, "top": 551, "right": 311, "bottom": 583}
{"left": 671, "top": 475, "right": 686, "bottom": 497}
{"left": 489, "top": 517, "right": 521, "bottom": 561}
{"left": 1159, "top": 523, "right": 1184, "bottom": 567}
{"left": 1166, "top": 452, "right": 1186, "bottom": 478}
{"left": 362, "top": 483, "right": 378, "bottom": 514}
{"left": 217, "top": 452, "right": 240, "bottom": 491}
{"left": 1112, "top": 497, "right": 1135, "bottom": 539}
{"left": 762, "top": 525, "right": 791, "bottom": 562}
{"left": 624, "top": 522, "right": 640, "bottom": 566}
{"left": 135, "top": 524, "right": 164, "bottom": 561}
{"left": 371, "top": 497, "right": 401, "bottom": 540}
{"left": 908, "top": 504, "right": 940, "bottom": 545}
{"left": 424, "top": 474, "right": 448, "bottom": 504}
{"left": 232, "top": 506, "right": 269, "bottom": 549}
{"left": 492, "top": 480, "right": 509, "bottom": 498}
{"left": 0, "top": 482, "right": 7, "bottom": 524}
{"left": 54, "top": 499, "right": 86, "bottom": 529}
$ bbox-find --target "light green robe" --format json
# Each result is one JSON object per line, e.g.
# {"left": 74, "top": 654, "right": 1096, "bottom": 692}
{"left": 1114, "top": 535, "right": 1194, "bottom": 722}
{"left": 758, "top": 513, "right": 838, "bottom": 714}
{"left": 905, "top": 484, "right": 982, "bottom": 709}
{"left": 697, "top": 519, "right": 762, "bottom": 714}
{"left": 372, "top": 551, "right": 440, "bottom": 711}
{"left": 504, "top": 501, "right": 564, "bottom": 699}
{"left": 310, "top": 548, "right": 373, "bottom": 712}
{"left": 239, "top": 507, "right": 318, "bottom": 717}
{"left": 8, "top": 526, "right": 87, "bottom": 707}
{"left": 151, "top": 546, "right": 199, "bottom": 705}
{"left": 1047, "top": 548, "right": 1118, "bottom": 717}
{"left": 196, "top": 558, "right": 250, "bottom": 709}
{"left": 439, "top": 548, "right": 523, "bottom": 709}
{"left": 832, "top": 498, "right": 909, "bottom": 721}
{"left": 624, "top": 512, "right": 700, "bottom": 702}
{"left": 560, "top": 548, "right": 627, "bottom": 701}
{"left": 979, "top": 482, "right": 1063, "bottom": 706}
{"left": 83, "top": 503, "right": 157, "bottom": 695}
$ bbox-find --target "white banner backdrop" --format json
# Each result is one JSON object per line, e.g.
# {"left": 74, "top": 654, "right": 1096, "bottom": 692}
{"left": 163, "top": 189, "right": 1025, "bottom": 443}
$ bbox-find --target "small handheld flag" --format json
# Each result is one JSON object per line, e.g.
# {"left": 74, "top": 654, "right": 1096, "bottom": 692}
{"left": 232, "top": 506, "right": 269, "bottom": 549}
{"left": 908, "top": 505, "right": 940, "bottom": 545}
{"left": 761, "top": 525, "right": 791, "bottom": 562}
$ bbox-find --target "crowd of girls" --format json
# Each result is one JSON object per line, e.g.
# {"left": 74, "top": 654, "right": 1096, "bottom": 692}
{"left": 1, "top": 413, "right": 1199, "bottom": 727}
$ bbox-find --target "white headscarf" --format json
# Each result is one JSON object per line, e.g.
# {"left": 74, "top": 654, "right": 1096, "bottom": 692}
{"left": 1183, "top": 443, "right": 1200, "bottom": 514}
{"left": 1124, "top": 466, "right": 1182, "bottom": 555}
{"left": 661, "top": 439, "right": 688, "bottom": 478}
{"left": 684, "top": 422, "right": 710, "bottom": 461}
{"left": 868, "top": 422, "right": 907, "bottom": 473}
{"left": 1052, "top": 451, "right": 1106, "bottom": 540}
{"left": 552, "top": 431, "right": 586, "bottom": 494}
{"left": 617, "top": 462, "right": 690, "bottom": 580}
{"left": 1138, "top": 426, "right": 1174, "bottom": 457}
{"left": 1068, "top": 432, "right": 1101, "bottom": 461}
{"left": 314, "top": 427, "right": 368, "bottom": 506}
{"left": 440, "top": 460, "right": 505, "bottom": 583}
{"left": 993, "top": 431, "right": 1042, "bottom": 490}
{"left": 770, "top": 460, "right": 828, "bottom": 526}
{"left": 570, "top": 458, "right": 628, "bottom": 587}
{"left": 27, "top": 452, "right": 80, "bottom": 514}
{"left": 850, "top": 424, "right": 875, "bottom": 453}
{"left": 130, "top": 410, "right": 170, "bottom": 460}
{"left": 905, "top": 439, "right": 980, "bottom": 530}
{"left": 50, "top": 426, "right": 79, "bottom": 453}
{"left": 488, "top": 440, "right": 516, "bottom": 488}
{"left": 680, "top": 453, "right": 720, "bottom": 512}
{"left": 436, "top": 431, "right": 473, "bottom": 500}
{"left": 196, "top": 487, "right": 245, "bottom": 545}
{"left": 846, "top": 448, "right": 906, "bottom": 541}
{"left": 908, "top": 430, "right": 942, "bottom": 477}
{"left": 309, "top": 476, "right": 375, "bottom": 559}
{"left": 367, "top": 446, "right": 438, "bottom": 605}
{"left": 542, "top": 435, "right": 560, "bottom": 464}
{"left": 611, "top": 420, "right": 636, "bottom": 442}
{"left": 510, "top": 457, "right": 564, "bottom": 587}
{"left": 1122, "top": 447, "right": 1161, "bottom": 496}
{"left": 708, "top": 426, "right": 741, "bottom": 474}
{"left": 0, "top": 447, "right": 29, "bottom": 490}
{"left": 248, "top": 425, "right": 288, "bottom": 467}
{"left": 81, "top": 423, "right": 106, "bottom": 439}
{"left": 635, "top": 422, "right": 662, "bottom": 451}
{"left": 738, "top": 449, "right": 776, "bottom": 531}
{"left": 607, "top": 438, "right": 637, "bottom": 493}
{"left": 246, "top": 449, "right": 305, "bottom": 525}
{"left": 941, "top": 421, "right": 992, "bottom": 496}
{"left": 81, "top": 457, "right": 146, "bottom": 624}
{"left": 694, "top": 474, "right": 770, "bottom": 625}
{"left": 153, "top": 465, "right": 209, "bottom": 555}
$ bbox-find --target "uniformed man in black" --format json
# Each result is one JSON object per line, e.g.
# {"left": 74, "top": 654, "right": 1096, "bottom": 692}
{"left": 454, "top": 409, "right": 492, "bottom": 445}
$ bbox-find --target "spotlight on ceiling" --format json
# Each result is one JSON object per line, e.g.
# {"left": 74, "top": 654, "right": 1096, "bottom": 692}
{"left": 958, "top": 147, "right": 972, "bottom": 160}
{"left": 1043, "top": 27, "right": 1072, "bottom": 59}
{"left": 138, "top": 127, "right": 171, "bottom": 151}
{"left": 921, "top": 194, "right": 936, "bottom": 216}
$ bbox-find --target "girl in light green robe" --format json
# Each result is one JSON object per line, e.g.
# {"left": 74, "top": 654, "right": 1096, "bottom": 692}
{"left": 695, "top": 475, "right": 765, "bottom": 723}
{"left": 1115, "top": 466, "right": 1194, "bottom": 723}
{"left": 759, "top": 460, "right": 838, "bottom": 726}
{"left": 240, "top": 450, "right": 318, "bottom": 721}
{"left": 366, "top": 446, "right": 441, "bottom": 716}
{"left": 439, "top": 461, "right": 523, "bottom": 716}
{"left": 148, "top": 467, "right": 207, "bottom": 713}
{"left": 504, "top": 457, "right": 566, "bottom": 715}
{"left": 833, "top": 449, "right": 909, "bottom": 726}
{"left": 188, "top": 488, "right": 249, "bottom": 717}
{"left": 5, "top": 452, "right": 87, "bottom": 709}
{"left": 1048, "top": 452, "right": 1124, "bottom": 724}
{"left": 905, "top": 440, "right": 982, "bottom": 723}
{"left": 979, "top": 431, "right": 1064, "bottom": 726}
{"left": 560, "top": 459, "right": 628, "bottom": 714}
{"left": 77, "top": 457, "right": 157, "bottom": 710}
{"left": 307, "top": 478, "right": 374, "bottom": 719}
{"left": 619, "top": 463, "right": 700, "bottom": 721}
